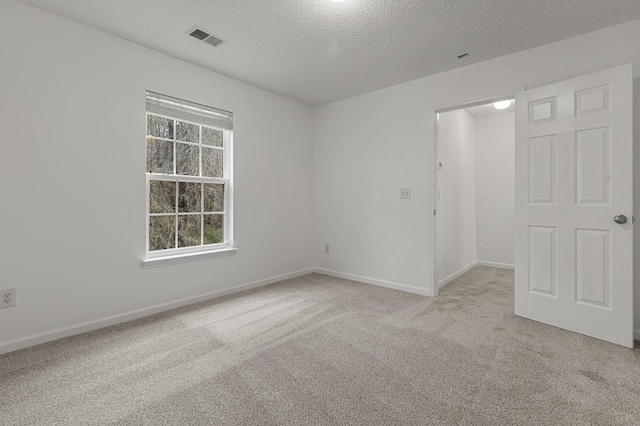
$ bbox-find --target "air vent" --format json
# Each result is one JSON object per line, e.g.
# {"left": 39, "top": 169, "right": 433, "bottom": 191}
{"left": 204, "top": 35, "right": 225, "bottom": 47}
{"left": 188, "top": 27, "right": 227, "bottom": 47}
{"left": 189, "top": 28, "right": 210, "bottom": 40}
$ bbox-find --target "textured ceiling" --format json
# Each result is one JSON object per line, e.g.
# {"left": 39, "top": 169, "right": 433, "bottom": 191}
{"left": 20, "top": 0, "right": 640, "bottom": 106}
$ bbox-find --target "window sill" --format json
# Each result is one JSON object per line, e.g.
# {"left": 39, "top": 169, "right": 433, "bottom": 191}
{"left": 142, "top": 247, "right": 238, "bottom": 269}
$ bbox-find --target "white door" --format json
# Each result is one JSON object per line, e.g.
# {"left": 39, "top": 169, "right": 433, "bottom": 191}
{"left": 515, "top": 64, "right": 634, "bottom": 348}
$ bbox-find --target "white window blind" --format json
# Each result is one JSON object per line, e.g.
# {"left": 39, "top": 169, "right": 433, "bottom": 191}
{"left": 146, "top": 91, "right": 233, "bottom": 131}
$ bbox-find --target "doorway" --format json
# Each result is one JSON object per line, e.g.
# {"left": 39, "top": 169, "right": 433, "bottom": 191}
{"left": 430, "top": 65, "right": 634, "bottom": 348}
{"left": 435, "top": 98, "right": 516, "bottom": 291}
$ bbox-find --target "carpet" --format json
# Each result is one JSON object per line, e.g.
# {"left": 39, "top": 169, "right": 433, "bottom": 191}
{"left": 1, "top": 266, "right": 639, "bottom": 425}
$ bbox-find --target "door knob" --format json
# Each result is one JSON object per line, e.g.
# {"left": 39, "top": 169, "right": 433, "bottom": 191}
{"left": 614, "top": 214, "right": 628, "bottom": 224}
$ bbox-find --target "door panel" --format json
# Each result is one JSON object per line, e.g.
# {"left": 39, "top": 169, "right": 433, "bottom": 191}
{"left": 515, "top": 64, "right": 634, "bottom": 348}
{"left": 528, "top": 135, "right": 556, "bottom": 204}
{"left": 575, "top": 229, "right": 610, "bottom": 307}
{"left": 576, "top": 127, "right": 610, "bottom": 204}
{"left": 528, "top": 226, "right": 557, "bottom": 296}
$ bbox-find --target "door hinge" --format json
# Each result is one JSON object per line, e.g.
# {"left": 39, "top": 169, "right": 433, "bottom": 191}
{"left": 434, "top": 210, "right": 436, "bottom": 216}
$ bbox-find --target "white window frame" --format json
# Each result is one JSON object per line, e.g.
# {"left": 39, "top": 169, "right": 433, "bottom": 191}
{"left": 144, "top": 105, "right": 234, "bottom": 264}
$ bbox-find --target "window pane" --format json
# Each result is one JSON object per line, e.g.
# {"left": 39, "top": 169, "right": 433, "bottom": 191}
{"left": 176, "top": 143, "right": 200, "bottom": 176}
{"left": 203, "top": 183, "right": 224, "bottom": 212}
{"left": 176, "top": 121, "right": 199, "bottom": 143}
{"left": 204, "top": 214, "right": 223, "bottom": 245}
{"left": 202, "top": 147, "right": 223, "bottom": 178}
{"left": 149, "top": 216, "right": 176, "bottom": 251}
{"left": 149, "top": 181, "right": 176, "bottom": 214}
{"left": 146, "top": 139, "right": 173, "bottom": 174}
{"left": 202, "top": 127, "right": 223, "bottom": 147}
{"left": 178, "top": 182, "right": 201, "bottom": 213}
{"left": 147, "top": 115, "right": 174, "bottom": 139}
{"left": 178, "top": 215, "right": 201, "bottom": 247}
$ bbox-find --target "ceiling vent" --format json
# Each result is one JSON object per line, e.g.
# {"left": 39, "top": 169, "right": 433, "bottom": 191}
{"left": 188, "top": 27, "right": 226, "bottom": 47}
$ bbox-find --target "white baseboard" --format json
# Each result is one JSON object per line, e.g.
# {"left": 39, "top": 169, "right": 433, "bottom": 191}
{"left": 314, "top": 267, "right": 430, "bottom": 297}
{"left": 0, "top": 267, "right": 314, "bottom": 356}
{"left": 476, "top": 260, "right": 515, "bottom": 270}
{"left": 438, "top": 261, "right": 477, "bottom": 289}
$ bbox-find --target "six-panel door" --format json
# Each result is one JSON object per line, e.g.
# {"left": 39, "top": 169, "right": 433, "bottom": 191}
{"left": 515, "top": 64, "right": 634, "bottom": 348}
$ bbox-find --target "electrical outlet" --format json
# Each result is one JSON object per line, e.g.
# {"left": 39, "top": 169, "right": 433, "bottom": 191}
{"left": 324, "top": 244, "right": 330, "bottom": 254}
{"left": 400, "top": 187, "right": 412, "bottom": 199}
{"left": 1, "top": 288, "right": 16, "bottom": 309}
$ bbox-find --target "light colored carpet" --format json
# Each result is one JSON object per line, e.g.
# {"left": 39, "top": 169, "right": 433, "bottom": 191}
{"left": 1, "top": 266, "right": 639, "bottom": 425}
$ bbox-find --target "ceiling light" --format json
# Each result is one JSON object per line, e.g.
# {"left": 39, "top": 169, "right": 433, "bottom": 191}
{"left": 494, "top": 100, "right": 512, "bottom": 110}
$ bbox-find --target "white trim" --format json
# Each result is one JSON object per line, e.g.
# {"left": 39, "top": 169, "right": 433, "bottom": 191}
{"left": 430, "top": 108, "right": 439, "bottom": 298}
{"left": 147, "top": 173, "right": 225, "bottom": 184}
{"left": 433, "top": 87, "right": 525, "bottom": 114}
{"left": 0, "top": 267, "right": 314, "bottom": 356}
{"left": 314, "top": 268, "right": 430, "bottom": 297}
{"left": 634, "top": 329, "right": 640, "bottom": 342}
{"left": 142, "top": 247, "right": 238, "bottom": 268}
{"left": 224, "top": 131, "right": 234, "bottom": 247}
{"left": 438, "top": 261, "right": 477, "bottom": 289}
{"left": 476, "top": 260, "right": 515, "bottom": 270}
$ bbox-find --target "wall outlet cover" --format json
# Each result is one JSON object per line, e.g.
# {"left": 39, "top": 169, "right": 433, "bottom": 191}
{"left": 1, "top": 288, "right": 16, "bottom": 308}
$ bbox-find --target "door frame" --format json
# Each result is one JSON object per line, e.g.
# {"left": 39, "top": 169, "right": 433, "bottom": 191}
{"left": 430, "top": 87, "right": 525, "bottom": 298}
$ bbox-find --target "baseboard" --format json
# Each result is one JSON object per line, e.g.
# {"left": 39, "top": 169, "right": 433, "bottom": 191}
{"left": 438, "top": 261, "right": 477, "bottom": 289}
{"left": 0, "top": 267, "right": 314, "bottom": 356}
{"left": 314, "top": 268, "right": 430, "bottom": 297}
{"left": 476, "top": 260, "right": 515, "bottom": 270}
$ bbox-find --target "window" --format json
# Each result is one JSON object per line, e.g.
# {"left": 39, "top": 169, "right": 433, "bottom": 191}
{"left": 145, "top": 91, "right": 233, "bottom": 259}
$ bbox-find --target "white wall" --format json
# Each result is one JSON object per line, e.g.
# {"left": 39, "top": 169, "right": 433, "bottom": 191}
{"left": 314, "top": 18, "right": 640, "bottom": 334}
{"left": 436, "top": 110, "right": 476, "bottom": 285}
{"left": 476, "top": 113, "right": 515, "bottom": 267}
{"left": 0, "top": 1, "right": 314, "bottom": 351}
